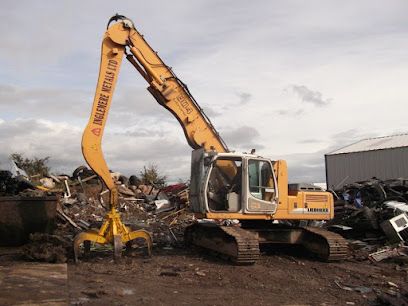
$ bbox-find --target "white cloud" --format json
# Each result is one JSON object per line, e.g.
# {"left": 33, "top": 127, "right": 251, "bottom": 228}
{"left": 0, "top": 118, "right": 191, "bottom": 182}
{"left": 0, "top": 119, "right": 82, "bottom": 173}
{"left": 1, "top": 1, "right": 408, "bottom": 183}
{"left": 290, "top": 85, "right": 331, "bottom": 107}
{"left": 221, "top": 126, "right": 264, "bottom": 152}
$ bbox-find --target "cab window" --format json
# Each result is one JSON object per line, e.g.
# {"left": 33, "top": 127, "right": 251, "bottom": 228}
{"left": 207, "top": 157, "right": 242, "bottom": 212}
{"left": 248, "top": 159, "right": 275, "bottom": 202}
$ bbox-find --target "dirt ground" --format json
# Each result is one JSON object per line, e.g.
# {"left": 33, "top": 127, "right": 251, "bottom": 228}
{"left": 0, "top": 245, "right": 407, "bottom": 305}
{"left": 64, "top": 245, "right": 408, "bottom": 306}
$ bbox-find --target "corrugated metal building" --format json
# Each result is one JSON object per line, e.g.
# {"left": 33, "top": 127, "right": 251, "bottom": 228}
{"left": 325, "top": 134, "right": 408, "bottom": 189}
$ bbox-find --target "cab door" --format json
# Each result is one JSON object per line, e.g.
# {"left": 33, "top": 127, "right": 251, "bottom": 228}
{"left": 189, "top": 148, "right": 208, "bottom": 213}
{"left": 243, "top": 158, "right": 278, "bottom": 214}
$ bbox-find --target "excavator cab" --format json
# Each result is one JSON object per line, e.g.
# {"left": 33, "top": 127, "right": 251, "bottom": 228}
{"left": 190, "top": 149, "right": 278, "bottom": 216}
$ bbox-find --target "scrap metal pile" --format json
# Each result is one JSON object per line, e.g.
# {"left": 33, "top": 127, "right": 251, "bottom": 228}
{"left": 0, "top": 169, "right": 47, "bottom": 197}
{"left": 0, "top": 165, "right": 193, "bottom": 263}
{"left": 328, "top": 177, "right": 408, "bottom": 262}
{"left": 58, "top": 166, "right": 191, "bottom": 244}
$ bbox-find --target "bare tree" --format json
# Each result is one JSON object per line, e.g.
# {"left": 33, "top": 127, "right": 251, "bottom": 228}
{"left": 10, "top": 153, "right": 50, "bottom": 178}
{"left": 139, "top": 163, "right": 167, "bottom": 188}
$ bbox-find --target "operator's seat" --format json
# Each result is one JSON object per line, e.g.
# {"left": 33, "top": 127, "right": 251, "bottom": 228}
{"left": 227, "top": 192, "right": 240, "bottom": 212}
{"left": 227, "top": 166, "right": 242, "bottom": 212}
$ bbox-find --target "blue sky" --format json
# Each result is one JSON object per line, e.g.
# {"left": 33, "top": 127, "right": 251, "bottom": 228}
{"left": 1, "top": 0, "right": 407, "bottom": 183}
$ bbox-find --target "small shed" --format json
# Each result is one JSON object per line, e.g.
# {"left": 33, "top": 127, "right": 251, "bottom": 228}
{"left": 325, "top": 134, "right": 408, "bottom": 189}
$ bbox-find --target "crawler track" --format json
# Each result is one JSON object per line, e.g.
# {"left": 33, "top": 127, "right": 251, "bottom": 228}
{"left": 185, "top": 223, "right": 349, "bottom": 264}
{"left": 222, "top": 226, "right": 260, "bottom": 264}
{"left": 185, "top": 223, "right": 260, "bottom": 264}
{"left": 302, "top": 226, "right": 349, "bottom": 261}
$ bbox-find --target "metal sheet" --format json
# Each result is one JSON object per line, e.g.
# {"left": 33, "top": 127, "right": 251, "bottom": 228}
{"left": 325, "top": 147, "right": 408, "bottom": 189}
{"left": 328, "top": 134, "right": 408, "bottom": 155}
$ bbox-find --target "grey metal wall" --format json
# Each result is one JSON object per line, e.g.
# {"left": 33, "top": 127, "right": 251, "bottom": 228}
{"left": 325, "top": 147, "right": 408, "bottom": 189}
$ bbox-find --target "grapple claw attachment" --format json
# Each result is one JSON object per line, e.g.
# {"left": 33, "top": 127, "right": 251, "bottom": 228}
{"left": 74, "top": 230, "right": 107, "bottom": 263}
{"left": 73, "top": 208, "right": 152, "bottom": 262}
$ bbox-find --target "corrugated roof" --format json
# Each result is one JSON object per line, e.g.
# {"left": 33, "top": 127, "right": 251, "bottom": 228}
{"left": 328, "top": 133, "right": 408, "bottom": 155}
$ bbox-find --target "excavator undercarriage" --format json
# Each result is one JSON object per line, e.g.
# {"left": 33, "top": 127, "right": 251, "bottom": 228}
{"left": 185, "top": 222, "right": 348, "bottom": 264}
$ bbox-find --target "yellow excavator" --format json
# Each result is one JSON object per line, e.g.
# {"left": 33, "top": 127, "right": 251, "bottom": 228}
{"left": 74, "top": 15, "right": 348, "bottom": 263}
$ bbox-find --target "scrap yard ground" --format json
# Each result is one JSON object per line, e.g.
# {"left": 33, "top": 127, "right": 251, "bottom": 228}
{"left": 1, "top": 246, "right": 407, "bottom": 305}
{"left": 1, "top": 174, "right": 408, "bottom": 305}
{"left": 68, "top": 249, "right": 407, "bottom": 306}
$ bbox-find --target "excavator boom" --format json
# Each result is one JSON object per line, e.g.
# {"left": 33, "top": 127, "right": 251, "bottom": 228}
{"left": 82, "top": 15, "right": 234, "bottom": 197}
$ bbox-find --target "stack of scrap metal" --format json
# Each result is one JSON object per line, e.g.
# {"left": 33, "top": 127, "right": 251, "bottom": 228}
{"left": 0, "top": 163, "right": 194, "bottom": 262}
{"left": 38, "top": 166, "right": 193, "bottom": 261}
{"left": 328, "top": 177, "right": 408, "bottom": 262}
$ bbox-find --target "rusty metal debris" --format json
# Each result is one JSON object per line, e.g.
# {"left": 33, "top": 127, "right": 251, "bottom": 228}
{"left": 334, "top": 280, "right": 373, "bottom": 293}
{"left": 368, "top": 244, "right": 408, "bottom": 262}
{"left": 0, "top": 170, "right": 36, "bottom": 196}
{"left": 57, "top": 167, "right": 192, "bottom": 259}
{"left": 0, "top": 162, "right": 194, "bottom": 262}
{"left": 375, "top": 287, "right": 408, "bottom": 306}
{"left": 328, "top": 177, "right": 408, "bottom": 262}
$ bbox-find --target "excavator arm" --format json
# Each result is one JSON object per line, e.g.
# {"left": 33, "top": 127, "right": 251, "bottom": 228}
{"left": 82, "top": 15, "right": 232, "bottom": 208}
{"left": 81, "top": 25, "right": 125, "bottom": 208}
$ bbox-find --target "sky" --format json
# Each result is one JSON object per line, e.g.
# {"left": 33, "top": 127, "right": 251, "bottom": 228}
{"left": 0, "top": 0, "right": 407, "bottom": 183}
